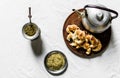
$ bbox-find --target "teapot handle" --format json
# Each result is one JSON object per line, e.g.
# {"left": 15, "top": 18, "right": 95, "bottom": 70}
{"left": 84, "top": 4, "right": 118, "bottom": 20}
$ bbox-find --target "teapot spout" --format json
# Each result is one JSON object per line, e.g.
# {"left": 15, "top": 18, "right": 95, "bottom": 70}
{"left": 72, "top": 9, "right": 85, "bottom": 18}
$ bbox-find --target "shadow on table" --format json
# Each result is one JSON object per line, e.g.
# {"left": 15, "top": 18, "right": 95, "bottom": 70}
{"left": 31, "top": 36, "right": 43, "bottom": 56}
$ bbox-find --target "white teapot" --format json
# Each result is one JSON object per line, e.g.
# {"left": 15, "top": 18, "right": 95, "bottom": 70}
{"left": 73, "top": 4, "right": 118, "bottom": 33}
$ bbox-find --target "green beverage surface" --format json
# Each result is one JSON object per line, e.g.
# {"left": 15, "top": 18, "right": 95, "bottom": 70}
{"left": 23, "top": 23, "right": 37, "bottom": 36}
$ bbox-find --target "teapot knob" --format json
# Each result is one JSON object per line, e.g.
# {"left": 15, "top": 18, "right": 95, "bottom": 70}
{"left": 96, "top": 12, "right": 103, "bottom": 21}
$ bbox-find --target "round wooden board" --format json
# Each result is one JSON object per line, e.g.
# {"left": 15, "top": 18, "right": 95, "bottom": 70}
{"left": 63, "top": 9, "right": 111, "bottom": 58}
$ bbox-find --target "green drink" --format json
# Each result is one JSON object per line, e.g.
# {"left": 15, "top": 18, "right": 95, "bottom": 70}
{"left": 22, "top": 22, "right": 40, "bottom": 40}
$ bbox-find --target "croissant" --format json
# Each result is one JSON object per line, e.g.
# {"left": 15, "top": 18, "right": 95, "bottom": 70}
{"left": 66, "top": 24, "right": 102, "bottom": 55}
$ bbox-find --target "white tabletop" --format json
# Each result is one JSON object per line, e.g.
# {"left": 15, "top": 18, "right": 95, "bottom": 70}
{"left": 0, "top": 0, "right": 120, "bottom": 78}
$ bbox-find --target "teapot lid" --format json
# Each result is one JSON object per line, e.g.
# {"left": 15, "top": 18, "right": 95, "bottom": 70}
{"left": 85, "top": 5, "right": 111, "bottom": 27}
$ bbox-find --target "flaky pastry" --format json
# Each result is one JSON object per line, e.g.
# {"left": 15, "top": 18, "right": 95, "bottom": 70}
{"left": 66, "top": 24, "right": 102, "bottom": 55}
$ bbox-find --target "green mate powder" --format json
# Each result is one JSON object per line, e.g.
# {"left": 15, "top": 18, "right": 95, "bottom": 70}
{"left": 24, "top": 23, "right": 36, "bottom": 36}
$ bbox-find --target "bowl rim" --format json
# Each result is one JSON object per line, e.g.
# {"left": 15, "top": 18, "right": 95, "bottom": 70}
{"left": 44, "top": 50, "right": 68, "bottom": 75}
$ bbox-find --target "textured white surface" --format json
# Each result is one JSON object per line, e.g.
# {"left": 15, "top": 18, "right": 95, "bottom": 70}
{"left": 0, "top": 0, "right": 120, "bottom": 78}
